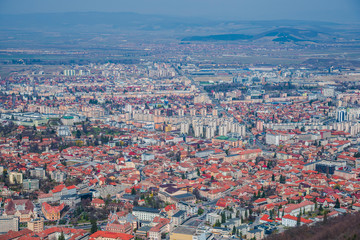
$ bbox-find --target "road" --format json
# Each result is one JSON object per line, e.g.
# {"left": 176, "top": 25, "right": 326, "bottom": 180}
{"left": 202, "top": 187, "right": 234, "bottom": 206}
{"left": 182, "top": 208, "right": 209, "bottom": 226}
{"left": 47, "top": 220, "right": 107, "bottom": 230}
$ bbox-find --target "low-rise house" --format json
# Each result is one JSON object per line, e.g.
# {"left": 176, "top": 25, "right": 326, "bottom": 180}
{"left": 352, "top": 202, "right": 360, "bottom": 211}
{"left": 91, "top": 198, "right": 105, "bottom": 208}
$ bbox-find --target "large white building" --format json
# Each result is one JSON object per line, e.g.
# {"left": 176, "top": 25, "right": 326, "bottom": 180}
{"left": 284, "top": 201, "right": 315, "bottom": 216}
{"left": 132, "top": 207, "right": 160, "bottom": 222}
{"left": 322, "top": 87, "right": 335, "bottom": 97}
{"left": 266, "top": 133, "right": 280, "bottom": 146}
{"left": 282, "top": 214, "right": 313, "bottom": 227}
{"left": 0, "top": 216, "right": 19, "bottom": 234}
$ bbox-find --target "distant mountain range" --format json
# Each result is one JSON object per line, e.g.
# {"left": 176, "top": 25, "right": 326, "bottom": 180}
{"left": 181, "top": 28, "right": 331, "bottom": 43}
{"left": 0, "top": 12, "right": 359, "bottom": 47}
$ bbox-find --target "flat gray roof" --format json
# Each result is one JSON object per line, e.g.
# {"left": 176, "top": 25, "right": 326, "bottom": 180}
{"left": 173, "top": 226, "right": 197, "bottom": 235}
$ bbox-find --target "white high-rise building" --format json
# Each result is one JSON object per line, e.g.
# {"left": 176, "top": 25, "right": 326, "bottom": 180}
{"left": 205, "top": 126, "right": 215, "bottom": 139}
{"left": 194, "top": 125, "right": 203, "bottom": 138}
{"left": 200, "top": 108, "right": 207, "bottom": 116}
{"left": 180, "top": 122, "right": 190, "bottom": 134}
{"left": 219, "top": 125, "right": 228, "bottom": 136}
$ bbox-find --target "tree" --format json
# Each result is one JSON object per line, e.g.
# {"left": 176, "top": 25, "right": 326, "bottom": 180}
{"left": 225, "top": 149, "right": 230, "bottom": 156}
{"left": 335, "top": 198, "right": 340, "bottom": 208}
{"left": 221, "top": 212, "right": 226, "bottom": 223}
{"left": 131, "top": 187, "right": 136, "bottom": 195}
{"left": 297, "top": 213, "right": 301, "bottom": 227}
{"left": 175, "top": 151, "right": 181, "bottom": 162}
{"left": 91, "top": 219, "right": 98, "bottom": 233}
{"left": 76, "top": 130, "right": 81, "bottom": 138}
{"left": 279, "top": 175, "right": 286, "bottom": 184}
{"left": 198, "top": 208, "right": 204, "bottom": 215}
{"left": 272, "top": 174, "right": 275, "bottom": 181}
{"left": 232, "top": 226, "right": 236, "bottom": 235}
{"left": 214, "top": 219, "right": 221, "bottom": 227}
{"left": 267, "top": 161, "right": 271, "bottom": 169}
{"left": 323, "top": 210, "right": 328, "bottom": 223}
{"left": 319, "top": 204, "right": 323, "bottom": 212}
{"left": 58, "top": 232, "right": 65, "bottom": 240}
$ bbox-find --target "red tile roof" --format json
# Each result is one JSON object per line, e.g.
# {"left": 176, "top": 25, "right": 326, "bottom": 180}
{"left": 89, "top": 231, "right": 134, "bottom": 240}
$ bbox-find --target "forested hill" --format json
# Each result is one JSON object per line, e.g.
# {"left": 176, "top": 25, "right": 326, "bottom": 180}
{"left": 266, "top": 212, "right": 360, "bottom": 240}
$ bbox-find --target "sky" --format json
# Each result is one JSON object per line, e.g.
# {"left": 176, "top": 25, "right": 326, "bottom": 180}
{"left": 0, "top": 0, "right": 359, "bottom": 23}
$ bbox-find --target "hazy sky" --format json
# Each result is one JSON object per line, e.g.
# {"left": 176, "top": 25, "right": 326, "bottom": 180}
{"left": 0, "top": 0, "right": 359, "bottom": 23}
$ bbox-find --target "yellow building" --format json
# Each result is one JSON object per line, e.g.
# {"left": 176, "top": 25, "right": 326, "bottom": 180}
{"left": 165, "top": 124, "right": 172, "bottom": 132}
{"left": 42, "top": 203, "right": 64, "bottom": 221}
{"left": 170, "top": 226, "right": 203, "bottom": 240}
{"left": 28, "top": 219, "right": 44, "bottom": 233}
{"left": 9, "top": 172, "right": 23, "bottom": 184}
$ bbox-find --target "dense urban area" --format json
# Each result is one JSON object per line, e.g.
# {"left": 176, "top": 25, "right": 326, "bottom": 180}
{"left": 1, "top": 9, "right": 360, "bottom": 240}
